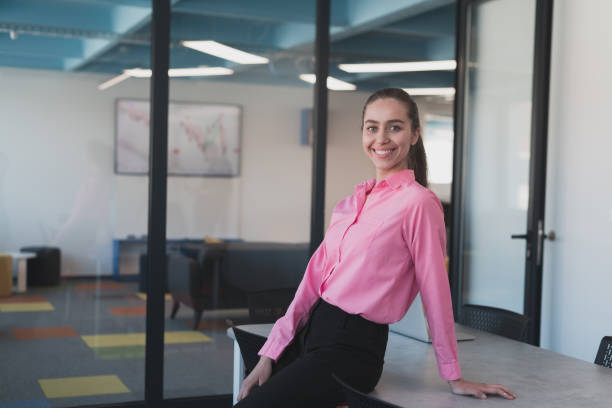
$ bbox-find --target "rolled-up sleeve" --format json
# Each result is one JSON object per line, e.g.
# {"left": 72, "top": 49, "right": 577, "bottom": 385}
{"left": 404, "top": 193, "right": 461, "bottom": 381}
{"left": 257, "top": 240, "right": 326, "bottom": 361}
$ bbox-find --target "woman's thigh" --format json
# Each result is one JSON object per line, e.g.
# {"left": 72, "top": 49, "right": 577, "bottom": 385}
{"left": 233, "top": 353, "right": 344, "bottom": 408}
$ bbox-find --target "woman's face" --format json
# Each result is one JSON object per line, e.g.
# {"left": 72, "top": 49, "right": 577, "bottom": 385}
{"left": 362, "top": 98, "right": 419, "bottom": 180}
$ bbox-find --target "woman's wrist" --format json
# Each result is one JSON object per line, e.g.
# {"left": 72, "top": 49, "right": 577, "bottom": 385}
{"left": 448, "top": 377, "right": 462, "bottom": 384}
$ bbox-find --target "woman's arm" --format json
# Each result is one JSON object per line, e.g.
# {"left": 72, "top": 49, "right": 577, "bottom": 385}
{"left": 238, "top": 241, "right": 327, "bottom": 401}
{"left": 406, "top": 192, "right": 516, "bottom": 399}
{"left": 257, "top": 239, "right": 327, "bottom": 360}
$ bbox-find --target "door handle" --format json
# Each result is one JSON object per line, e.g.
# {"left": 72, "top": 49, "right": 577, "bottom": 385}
{"left": 511, "top": 233, "right": 528, "bottom": 239}
{"left": 537, "top": 220, "right": 556, "bottom": 266}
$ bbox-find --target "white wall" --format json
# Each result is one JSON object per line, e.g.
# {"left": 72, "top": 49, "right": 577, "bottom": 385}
{"left": 540, "top": 0, "right": 612, "bottom": 362}
{"left": 0, "top": 68, "right": 376, "bottom": 276}
{"left": 0, "top": 67, "right": 450, "bottom": 278}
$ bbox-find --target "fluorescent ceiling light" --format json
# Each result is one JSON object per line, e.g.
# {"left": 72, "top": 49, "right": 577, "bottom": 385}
{"left": 169, "top": 67, "right": 234, "bottom": 76}
{"left": 299, "top": 74, "right": 356, "bottom": 91}
{"left": 338, "top": 60, "right": 456, "bottom": 73}
{"left": 403, "top": 87, "right": 456, "bottom": 96}
{"left": 97, "top": 72, "right": 130, "bottom": 90}
{"left": 124, "top": 67, "right": 234, "bottom": 78}
{"left": 182, "top": 40, "right": 269, "bottom": 64}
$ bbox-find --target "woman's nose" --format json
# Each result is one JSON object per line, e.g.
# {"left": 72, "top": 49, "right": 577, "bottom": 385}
{"left": 375, "top": 130, "right": 390, "bottom": 143}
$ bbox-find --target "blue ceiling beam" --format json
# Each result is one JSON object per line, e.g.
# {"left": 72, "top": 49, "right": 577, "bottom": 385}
{"left": 352, "top": 70, "right": 455, "bottom": 89}
{"left": 331, "top": 33, "right": 430, "bottom": 61}
{"left": 170, "top": 13, "right": 278, "bottom": 49}
{"left": 269, "top": 0, "right": 454, "bottom": 51}
{"left": 92, "top": 43, "right": 233, "bottom": 69}
{"left": 329, "top": 0, "right": 455, "bottom": 42}
{"left": 0, "top": 54, "right": 79, "bottom": 71}
{"left": 0, "top": 0, "right": 146, "bottom": 33}
{"left": 427, "top": 37, "right": 455, "bottom": 60}
{"left": 0, "top": 34, "right": 85, "bottom": 59}
{"left": 379, "top": 4, "right": 455, "bottom": 38}
{"left": 67, "top": 0, "right": 169, "bottom": 72}
{"left": 171, "top": 0, "right": 349, "bottom": 26}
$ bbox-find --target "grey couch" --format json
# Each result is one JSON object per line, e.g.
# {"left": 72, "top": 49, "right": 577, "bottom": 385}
{"left": 168, "top": 242, "right": 309, "bottom": 329}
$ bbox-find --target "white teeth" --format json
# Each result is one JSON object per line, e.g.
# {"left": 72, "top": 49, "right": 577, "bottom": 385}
{"left": 374, "top": 149, "right": 393, "bottom": 155}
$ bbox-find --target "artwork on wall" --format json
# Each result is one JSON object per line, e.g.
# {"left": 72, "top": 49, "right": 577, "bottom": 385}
{"left": 115, "top": 99, "right": 242, "bottom": 176}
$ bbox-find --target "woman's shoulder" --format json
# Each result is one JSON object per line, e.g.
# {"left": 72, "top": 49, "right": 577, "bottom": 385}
{"left": 402, "top": 183, "right": 443, "bottom": 209}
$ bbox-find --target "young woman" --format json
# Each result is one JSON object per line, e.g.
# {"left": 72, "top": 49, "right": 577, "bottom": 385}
{"left": 235, "top": 88, "right": 516, "bottom": 407}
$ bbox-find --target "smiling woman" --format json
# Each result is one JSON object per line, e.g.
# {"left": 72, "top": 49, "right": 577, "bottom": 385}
{"left": 233, "top": 88, "right": 517, "bottom": 407}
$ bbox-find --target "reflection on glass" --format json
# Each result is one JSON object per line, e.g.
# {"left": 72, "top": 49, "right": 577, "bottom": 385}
{"left": 461, "top": 0, "right": 536, "bottom": 312}
{"left": 0, "top": 0, "right": 151, "bottom": 406}
{"left": 164, "top": 1, "right": 318, "bottom": 400}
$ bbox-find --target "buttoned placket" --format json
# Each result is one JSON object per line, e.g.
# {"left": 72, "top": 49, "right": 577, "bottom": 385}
{"left": 319, "top": 182, "right": 382, "bottom": 292}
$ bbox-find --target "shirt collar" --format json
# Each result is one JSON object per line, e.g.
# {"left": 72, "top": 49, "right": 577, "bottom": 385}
{"left": 356, "top": 169, "right": 416, "bottom": 193}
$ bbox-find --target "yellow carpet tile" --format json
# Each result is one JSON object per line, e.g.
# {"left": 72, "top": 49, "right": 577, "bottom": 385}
{"left": 39, "top": 375, "right": 130, "bottom": 398}
{"left": 81, "top": 331, "right": 212, "bottom": 348}
{"left": 0, "top": 302, "right": 54, "bottom": 312}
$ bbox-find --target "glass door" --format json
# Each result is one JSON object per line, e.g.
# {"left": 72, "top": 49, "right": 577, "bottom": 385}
{"left": 451, "top": 0, "right": 553, "bottom": 345}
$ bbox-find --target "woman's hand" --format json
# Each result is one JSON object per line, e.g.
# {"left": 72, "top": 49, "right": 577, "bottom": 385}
{"left": 237, "top": 356, "right": 274, "bottom": 401}
{"left": 448, "top": 378, "right": 516, "bottom": 400}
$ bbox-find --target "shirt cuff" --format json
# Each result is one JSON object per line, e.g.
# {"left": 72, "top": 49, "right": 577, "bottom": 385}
{"left": 438, "top": 360, "right": 462, "bottom": 381}
{"left": 257, "top": 338, "right": 285, "bottom": 362}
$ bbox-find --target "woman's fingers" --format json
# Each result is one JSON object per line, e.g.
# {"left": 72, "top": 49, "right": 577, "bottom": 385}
{"left": 237, "top": 378, "right": 255, "bottom": 401}
{"left": 484, "top": 384, "right": 516, "bottom": 399}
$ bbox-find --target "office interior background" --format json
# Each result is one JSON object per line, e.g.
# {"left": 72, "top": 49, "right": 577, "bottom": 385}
{"left": 0, "top": 0, "right": 610, "bottom": 407}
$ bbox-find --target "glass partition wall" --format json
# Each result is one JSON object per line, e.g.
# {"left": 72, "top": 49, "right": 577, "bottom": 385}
{"left": 325, "top": 0, "right": 456, "bottom": 228}
{"left": 1, "top": 0, "right": 461, "bottom": 406}
{"left": 163, "top": 1, "right": 316, "bottom": 401}
{"left": 0, "top": 1, "right": 152, "bottom": 406}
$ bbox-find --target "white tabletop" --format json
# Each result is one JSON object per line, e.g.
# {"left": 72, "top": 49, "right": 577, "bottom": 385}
{"left": 229, "top": 323, "right": 612, "bottom": 407}
{"left": 2, "top": 252, "right": 36, "bottom": 260}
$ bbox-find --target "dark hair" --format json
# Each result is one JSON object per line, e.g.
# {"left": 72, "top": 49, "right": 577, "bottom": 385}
{"left": 361, "top": 88, "right": 428, "bottom": 187}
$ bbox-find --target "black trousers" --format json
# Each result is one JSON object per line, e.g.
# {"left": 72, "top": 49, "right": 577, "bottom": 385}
{"left": 234, "top": 298, "right": 389, "bottom": 408}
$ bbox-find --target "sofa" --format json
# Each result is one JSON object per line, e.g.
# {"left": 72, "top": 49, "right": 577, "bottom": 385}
{"left": 168, "top": 242, "right": 309, "bottom": 329}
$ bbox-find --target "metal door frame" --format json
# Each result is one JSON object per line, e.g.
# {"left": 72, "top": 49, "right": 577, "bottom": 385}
{"left": 450, "top": 0, "right": 554, "bottom": 346}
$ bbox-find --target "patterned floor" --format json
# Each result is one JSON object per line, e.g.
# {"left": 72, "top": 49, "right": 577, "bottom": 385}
{"left": 0, "top": 280, "right": 249, "bottom": 407}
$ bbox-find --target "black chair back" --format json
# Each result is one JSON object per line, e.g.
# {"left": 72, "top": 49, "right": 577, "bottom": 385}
{"left": 233, "top": 327, "right": 267, "bottom": 375}
{"left": 246, "top": 288, "right": 296, "bottom": 324}
{"left": 333, "top": 374, "right": 403, "bottom": 408}
{"left": 459, "top": 304, "right": 528, "bottom": 341}
{"left": 595, "top": 336, "right": 612, "bottom": 368}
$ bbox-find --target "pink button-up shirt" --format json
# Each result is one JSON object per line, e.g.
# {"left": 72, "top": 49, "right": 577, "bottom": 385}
{"left": 258, "top": 169, "right": 461, "bottom": 380}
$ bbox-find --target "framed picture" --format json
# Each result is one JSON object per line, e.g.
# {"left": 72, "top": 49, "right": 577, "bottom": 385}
{"left": 115, "top": 99, "right": 242, "bottom": 176}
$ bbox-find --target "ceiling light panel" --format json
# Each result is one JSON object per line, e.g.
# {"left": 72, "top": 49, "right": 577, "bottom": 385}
{"left": 182, "top": 41, "right": 269, "bottom": 64}
{"left": 339, "top": 60, "right": 456, "bottom": 73}
{"left": 403, "top": 87, "right": 456, "bottom": 96}
{"left": 299, "top": 74, "right": 356, "bottom": 91}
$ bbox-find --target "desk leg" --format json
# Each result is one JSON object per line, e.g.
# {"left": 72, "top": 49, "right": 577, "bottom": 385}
{"left": 233, "top": 339, "right": 245, "bottom": 405}
{"left": 17, "top": 259, "right": 27, "bottom": 293}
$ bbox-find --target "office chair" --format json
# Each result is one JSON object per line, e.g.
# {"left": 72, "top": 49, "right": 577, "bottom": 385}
{"left": 594, "top": 336, "right": 612, "bottom": 368}
{"left": 333, "top": 374, "right": 403, "bottom": 408}
{"left": 246, "top": 288, "right": 296, "bottom": 324}
{"left": 233, "top": 327, "right": 268, "bottom": 375}
{"left": 459, "top": 304, "right": 528, "bottom": 341}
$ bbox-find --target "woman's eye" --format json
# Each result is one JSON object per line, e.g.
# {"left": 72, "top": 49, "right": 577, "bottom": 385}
{"left": 366, "top": 126, "right": 377, "bottom": 132}
{"left": 389, "top": 125, "right": 402, "bottom": 132}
